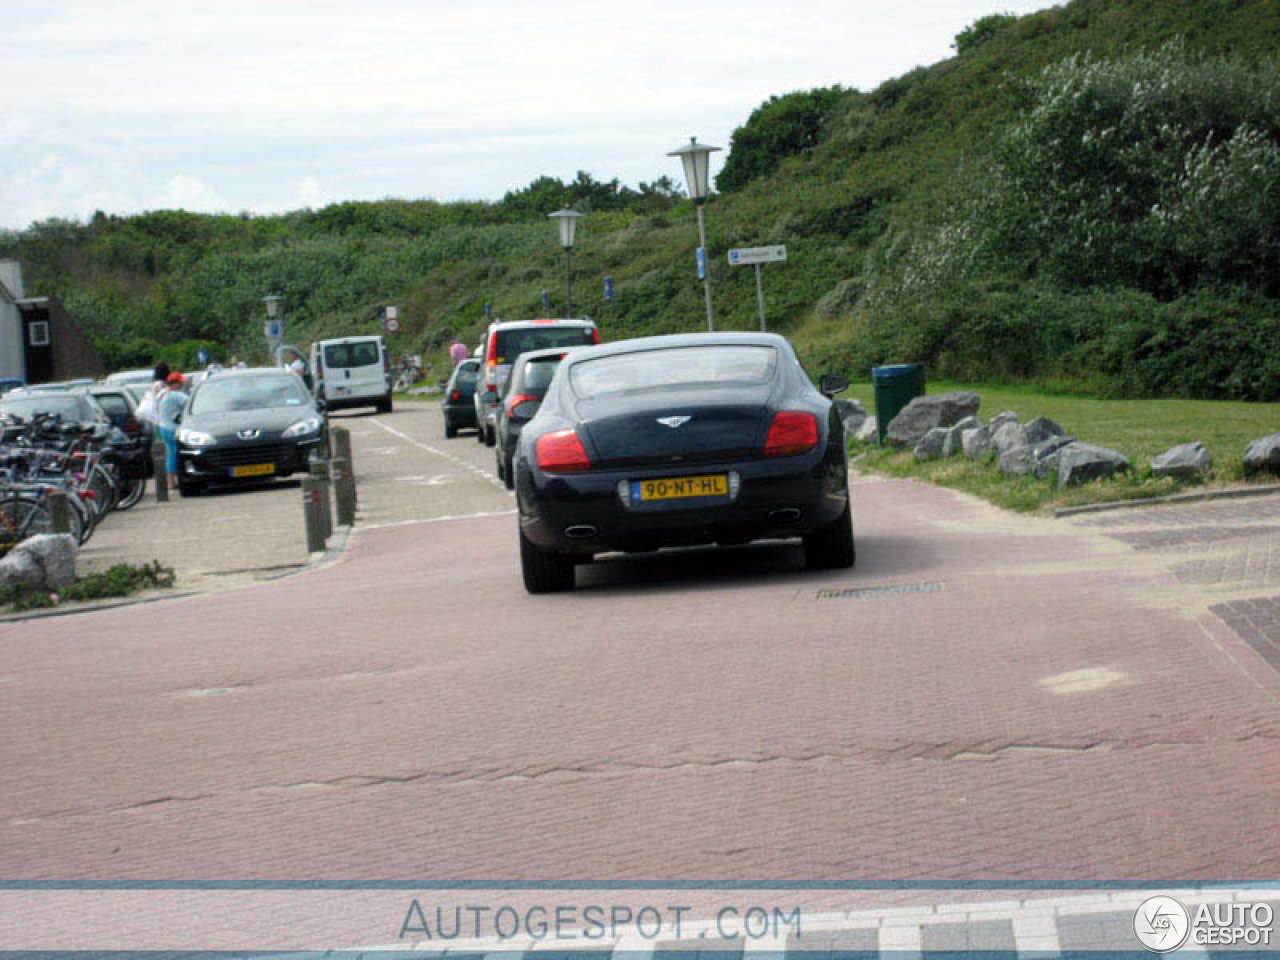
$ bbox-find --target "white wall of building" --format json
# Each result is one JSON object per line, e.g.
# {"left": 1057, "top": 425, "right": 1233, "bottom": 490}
{"left": 0, "top": 260, "right": 26, "bottom": 380}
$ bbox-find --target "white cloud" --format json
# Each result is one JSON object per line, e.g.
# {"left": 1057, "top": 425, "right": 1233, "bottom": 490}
{"left": 0, "top": 0, "right": 1057, "bottom": 229}
{"left": 157, "top": 174, "right": 227, "bottom": 213}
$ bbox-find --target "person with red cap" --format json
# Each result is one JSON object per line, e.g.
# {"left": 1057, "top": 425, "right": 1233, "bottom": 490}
{"left": 157, "top": 372, "right": 189, "bottom": 489}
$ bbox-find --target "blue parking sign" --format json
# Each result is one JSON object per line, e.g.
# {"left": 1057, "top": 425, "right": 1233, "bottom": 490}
{"left": 696, "top": 247, "right": 706, "bottom": 280}
{"left": 604, "top": 275, "right": 613, "bottom": 301}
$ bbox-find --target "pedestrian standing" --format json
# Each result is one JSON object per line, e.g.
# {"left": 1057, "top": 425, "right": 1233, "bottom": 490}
{"left": 449, "top": 340, "right": 468, "bottom": 368}
{"left": 157, "top": 372, "right": 188, "bottom": 490}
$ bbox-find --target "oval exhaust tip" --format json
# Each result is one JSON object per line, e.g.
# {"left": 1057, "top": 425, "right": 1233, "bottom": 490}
{"left": 564, "top": 525, "right": 598, "bottom": 539}
{"left": 769, "top": 508, "right": 802, "bottom": 523}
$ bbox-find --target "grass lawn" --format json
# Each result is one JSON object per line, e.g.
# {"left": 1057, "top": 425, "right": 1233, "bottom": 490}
{"left": 845, "top": 380, "right": 1280, "bottom": 513}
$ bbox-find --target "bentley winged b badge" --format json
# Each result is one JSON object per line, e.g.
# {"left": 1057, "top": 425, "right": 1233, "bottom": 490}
{"left": 656, "top": 416, "right": 692, "bottom": 428}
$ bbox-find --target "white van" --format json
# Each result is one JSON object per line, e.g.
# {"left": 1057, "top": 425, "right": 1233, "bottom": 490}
{"left": 310, "top": 335, "right": 393, "bottom": 413}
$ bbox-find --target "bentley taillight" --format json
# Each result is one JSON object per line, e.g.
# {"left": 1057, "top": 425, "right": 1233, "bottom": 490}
{"left": 536, "top": 429, "right": 590, "bottom": 473}
{"left": 764, "top": 411, "right": 819, "bottom": 457}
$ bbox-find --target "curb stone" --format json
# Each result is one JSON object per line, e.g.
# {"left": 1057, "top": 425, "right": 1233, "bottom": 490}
{"left": 1054, "top": 483, "right": 1280, "bottom": 518}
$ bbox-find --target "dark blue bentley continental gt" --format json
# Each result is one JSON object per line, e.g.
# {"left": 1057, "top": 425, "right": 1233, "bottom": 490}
{"left": 514, "top": 332, "right": 854, "bottom": 592}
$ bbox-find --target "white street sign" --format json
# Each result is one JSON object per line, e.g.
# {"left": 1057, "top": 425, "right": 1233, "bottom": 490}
{"left": 728, "top": 245, "right": 787, "bottom": 266}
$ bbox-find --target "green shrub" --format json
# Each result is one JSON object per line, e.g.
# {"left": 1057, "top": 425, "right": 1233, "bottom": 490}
{"left": 0, "top": 561, "right": 174, "bottom": 612}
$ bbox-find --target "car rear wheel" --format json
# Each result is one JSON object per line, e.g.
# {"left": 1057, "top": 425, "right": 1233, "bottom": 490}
{"left": 520, "top": 526, "right": 575, "bottom": 593}
{"left": 376, "top": 395, "right": 393, "bottom": 414}
{"left": 803, "top": 499, "right": 855, "bottom": 570}
{"left": 445, "top": 421, "right": 458, "bottom": 439}
{"left": 502, "top": 453, "right": 514, "bottom": 490}
{"left": 115, "top": 475, "right": 146, "bottom": 511}
{"left": 484, "top": 423, "right": 496, "bottom": 447}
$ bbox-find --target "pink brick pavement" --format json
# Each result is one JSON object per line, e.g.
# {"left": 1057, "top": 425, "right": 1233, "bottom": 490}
{"left": 2, "top": 475, "right": 1278, "bottom": 883}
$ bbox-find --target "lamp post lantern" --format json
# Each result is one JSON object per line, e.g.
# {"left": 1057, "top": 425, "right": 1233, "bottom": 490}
{"left": 668, "top": 136, "right": 722, "bottom": 331}
{"left": 548, "top": 208, "right": 584, "bottom": 319}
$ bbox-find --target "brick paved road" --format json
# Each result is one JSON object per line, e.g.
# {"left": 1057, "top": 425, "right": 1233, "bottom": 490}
{"left": 1069, "top": 493, "right": 1280, "bottom": 662}
{"left": 3, "top": 404, "right": 1280, "bottom": 951}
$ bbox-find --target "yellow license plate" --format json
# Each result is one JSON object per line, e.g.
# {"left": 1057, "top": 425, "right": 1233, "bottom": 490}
{"left": 632, "top": 474, "right": 728, "bottom": 501}
{"left": 231, "top": 463, "right": 276, "bottom": 478}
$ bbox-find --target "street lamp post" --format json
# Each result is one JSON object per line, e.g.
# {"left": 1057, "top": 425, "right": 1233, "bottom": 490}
{"left": 262, "top": 294, "right": 283, "bottom": 363}
{"left": 667, "top": 136, "right": 722, "bottom": 331}
{"left": 548, "top": 208, "right": 584, "bottom": 319}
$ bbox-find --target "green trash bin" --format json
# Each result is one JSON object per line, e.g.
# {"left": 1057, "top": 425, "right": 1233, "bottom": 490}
{"left": 872, "top": 363, "right": 926, "bottom": 445}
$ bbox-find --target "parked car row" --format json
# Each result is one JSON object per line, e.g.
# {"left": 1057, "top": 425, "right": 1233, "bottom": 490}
{"left": 442, "top": 320, "right": 856, "bottom": 593}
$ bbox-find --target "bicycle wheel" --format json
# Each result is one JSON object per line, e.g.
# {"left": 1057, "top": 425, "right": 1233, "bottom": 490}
{"left": 0, "top": 493, "right": 21, "bottom": 554}
{"left": 83, "top": 465, "right": 117, "bottom": 517}
{"left": 0, "top": 494, "right": 53, "bottom": 542}
{"left": 70, "top": 492, "right": 96, "bottom": 545}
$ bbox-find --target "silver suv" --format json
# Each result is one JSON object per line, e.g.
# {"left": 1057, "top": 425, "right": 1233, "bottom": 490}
{"left": 474, "top": 318, "right": 600, "bottom": 446}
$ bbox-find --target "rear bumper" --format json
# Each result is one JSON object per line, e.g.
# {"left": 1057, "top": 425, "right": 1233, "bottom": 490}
{"left": 444, "top": 402, "right": 478, "bottom": 428}
{"left": 325, "top": 392, "right": 389, "bottom": 411}
{"left": 519, "top": 453, "right": 848, "bottom": 555}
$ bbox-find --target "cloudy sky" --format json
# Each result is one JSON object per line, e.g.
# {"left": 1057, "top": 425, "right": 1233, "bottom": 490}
{"left": 1, "top": 0, "right": 1053, "bottom": 231}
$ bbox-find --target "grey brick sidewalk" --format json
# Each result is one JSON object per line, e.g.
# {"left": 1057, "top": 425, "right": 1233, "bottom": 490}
{"left": 1067, "top": 495, "right": 1280, "bottom": 655}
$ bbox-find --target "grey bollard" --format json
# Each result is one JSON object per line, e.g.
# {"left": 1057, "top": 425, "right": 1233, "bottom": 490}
{"left": 152, "top": 439, "right": 169, "bottom": 503}
{"left": 301, "top": 476, "right": 327, "bottom": 553}
{"left": 330, "top": 427, "right": 355, "bottom": 503}
{"left": 47, "top": 489, "right": 72, "bottom": 534}
{"left": 332, "top": 456, "right": 356, "bottom": 527}
{"left": 309, "top": 459, "right": 332, "bottom": 540}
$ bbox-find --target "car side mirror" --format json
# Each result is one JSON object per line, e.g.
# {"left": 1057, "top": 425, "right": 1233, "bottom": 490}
{"left": 819, "top": 373, "right": 850, "bottom": 397}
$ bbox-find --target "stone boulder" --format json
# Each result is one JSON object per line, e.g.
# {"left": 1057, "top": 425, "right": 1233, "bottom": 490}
{"left": 1032, "top": 435, "right": 1078, "bottom": 480}
{"left": 1151, "top": 442, "right": 1213, "bottom": 479}
{"left": 852, "top": 415, "right": 878, "bottom": 444}
{"left": 885, "top": 391, "right": 981, "bottom": 447}
{"left": 914, "top": 427, "right": 950, "bottom": 462}
{"left": 942, "top": 415, "right": 981, "bottom": 458}
{"left": 989, "top": 411, "right": 1021, "bottom": 430}
{"left": 0, "top": 549, "right": 42, "bottom": 588}
{"left": 962, "top": 425, "right": 995, "bottom": 460}
{"left": 1023, "top": 416, "right": 1065, "bottom": 446}
{"left": 1244, "top": 433, "right": 1280, "bottom": 475}
{"left": 0, "top": 534, "right": 77, "bottom": 589}
{"left": 993, "top": 420, "right": 1029, "bottom": 454}
{"left": 999, "top": 445, "right": 1037, "bottom": 477}
{"left": 1057, "top": 443, "right": 1130, "bottom": 488}
{"left": 834, "top": 398, "right": 869, "bottom": 435}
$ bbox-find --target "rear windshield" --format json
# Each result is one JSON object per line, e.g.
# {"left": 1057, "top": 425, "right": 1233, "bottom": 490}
{"left": 190, "top": 375, "right": 310, "bottom": 414}
{"left": 324, "top": 342, "right": 381, "bottom": 369}
{"left": 517, "top": 356, "right": 565, "bottom": 393}
{"left": 0, "top": 394, "right": 91, "bottom": 421}
{"left": 93, "top": 394, "right": 130, "bottom": 418}
{"left": 570, "top": 345, "right": 777, "bottom": 398}
{"left": 493, "top": 326, "right": 595, "bottom": 363}
{"left": 454, "top": 365, "right": 478, "bottom": 387}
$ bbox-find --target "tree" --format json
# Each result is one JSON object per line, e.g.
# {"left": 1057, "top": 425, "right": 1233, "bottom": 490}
{"left": 952, "top": 13, "right": 1018, "bottom": 56}
{"left": 716, "top": 87, "right": 845, "bottom": 193}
